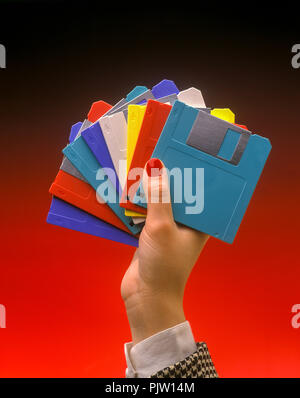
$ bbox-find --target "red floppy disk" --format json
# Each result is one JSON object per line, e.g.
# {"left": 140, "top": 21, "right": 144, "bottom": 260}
{"left": 120, "top": 100, "right": 172, "bottom": 214}
{"left": 49, "top": 100, "right": 134, "bottom": 235}
{"left": 49, "top": 171, "right": 132, "bottom": 234}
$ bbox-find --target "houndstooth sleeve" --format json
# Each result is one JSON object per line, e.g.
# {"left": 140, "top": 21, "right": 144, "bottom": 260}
{"left": 150, "top": 342, "right": 218, "bottom": 378}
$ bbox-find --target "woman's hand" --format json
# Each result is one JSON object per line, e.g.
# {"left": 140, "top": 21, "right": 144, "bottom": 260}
{"left": 121, "top": 158, "right": 209, "bottom": 345}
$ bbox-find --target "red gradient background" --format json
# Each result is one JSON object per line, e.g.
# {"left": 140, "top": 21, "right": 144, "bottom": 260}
{"left": 0, "top": 3, "right": 299, "bottom": 377}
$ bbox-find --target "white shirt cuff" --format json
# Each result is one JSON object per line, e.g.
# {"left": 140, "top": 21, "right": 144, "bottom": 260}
{"left": 124, "top": 321, "right": 197, "bottom": 378}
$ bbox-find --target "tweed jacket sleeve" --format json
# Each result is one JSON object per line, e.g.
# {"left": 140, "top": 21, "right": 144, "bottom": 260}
{"left": 150, "top": 342, "right": 218, "bottom": 378}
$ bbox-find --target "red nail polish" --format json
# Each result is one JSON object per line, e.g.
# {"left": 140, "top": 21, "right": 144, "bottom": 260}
{"left": 146, "top": 158, "right": 163, "bottom": 177}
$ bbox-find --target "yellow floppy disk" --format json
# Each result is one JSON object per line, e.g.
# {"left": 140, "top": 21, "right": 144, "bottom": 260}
{"left": 125, "top": 105, "right": 146, "bottom": 219}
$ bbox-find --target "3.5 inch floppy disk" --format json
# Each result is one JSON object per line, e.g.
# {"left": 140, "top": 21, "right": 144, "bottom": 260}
{"left": 134, "top": 100, "right": 271, "bottom": 243}
{"left": 125, "top": 104, "right": 146, "bottom": 219}
{"left": 47, "top": 197, "right": 139, "bottom": 247}
{"left": 121, "top": 94, "right": 232, "bottom": 216}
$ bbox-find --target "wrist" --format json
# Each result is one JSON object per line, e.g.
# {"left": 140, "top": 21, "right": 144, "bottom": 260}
{"left": 124, "top": 292, "right": 186, "bottom": 345}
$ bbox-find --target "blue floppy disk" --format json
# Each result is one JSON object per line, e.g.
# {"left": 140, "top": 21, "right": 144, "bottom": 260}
{"left": 47, "top": 197, "right": 138, "bottom": 247}
{"left": 134, "top": 100, "right": 272, "bottom": 243}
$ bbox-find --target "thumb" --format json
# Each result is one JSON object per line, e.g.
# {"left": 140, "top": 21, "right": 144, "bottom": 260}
{"left": 142, "top": 158, "right": 174, "bottom": 226}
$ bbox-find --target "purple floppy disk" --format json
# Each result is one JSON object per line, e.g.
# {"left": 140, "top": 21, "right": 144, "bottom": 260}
{"left": 47, "top": 197, "right": 138, "bottom": 247}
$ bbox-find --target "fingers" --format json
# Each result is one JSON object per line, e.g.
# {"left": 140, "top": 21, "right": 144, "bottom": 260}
{"left": 142, "top": 158, "right": 174, "bottom": 228}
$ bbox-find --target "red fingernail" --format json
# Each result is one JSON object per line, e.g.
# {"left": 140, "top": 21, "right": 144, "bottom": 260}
{"left": 146, "top": 158, "right": 163, "bottom": 177}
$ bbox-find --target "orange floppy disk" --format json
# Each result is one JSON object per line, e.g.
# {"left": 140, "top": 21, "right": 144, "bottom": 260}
{"left": 49, "top": 100, "right": 134, "bottom": 235}
{"left": 120, "top": 100, "right": 172, "bottom": 215}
